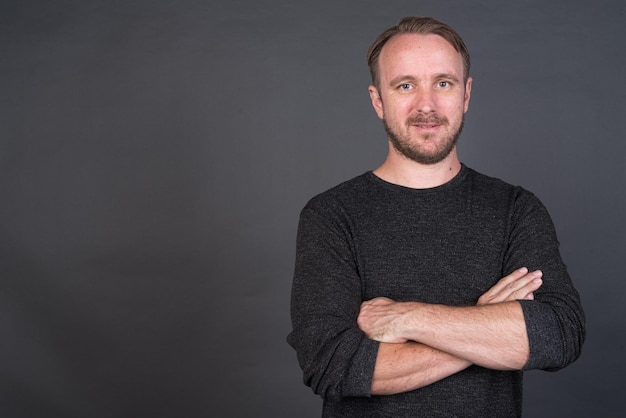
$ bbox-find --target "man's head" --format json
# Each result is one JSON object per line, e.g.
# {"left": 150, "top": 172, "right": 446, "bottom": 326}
{"left": 367, "top": 17, "right": 472, "bottom": 166}
{"left": 367, "top": 17, "right": 471, "bottom": 90}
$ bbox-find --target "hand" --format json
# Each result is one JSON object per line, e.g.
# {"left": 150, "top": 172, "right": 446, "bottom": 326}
{"left": 477, "top": 267, "right": 543, "bottom": 305}
{"left": 358, "top": 267, "right": 543, "bottom": 343}
{"left": 357, "top": 297, "right": 413, "bottom": 343}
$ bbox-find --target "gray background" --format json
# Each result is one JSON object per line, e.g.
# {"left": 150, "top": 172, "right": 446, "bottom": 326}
{"left": 1, "top": 0, "right": 624, "bottom": 417}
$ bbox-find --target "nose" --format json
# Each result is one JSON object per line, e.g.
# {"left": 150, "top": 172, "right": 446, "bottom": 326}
{"left": 413, "top": 89, "right": 436, "bottom": 113}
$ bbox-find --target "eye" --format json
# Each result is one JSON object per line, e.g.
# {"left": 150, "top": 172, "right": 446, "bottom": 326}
{"left": 438, "top": 81, "right": 450, "bottom": 88}
{"left": 399, "top": 83, "right": 412, "bottom": 91}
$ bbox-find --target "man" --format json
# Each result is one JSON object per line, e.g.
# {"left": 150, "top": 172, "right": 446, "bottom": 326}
{"left": 287, "top": 16, "right": 585, "bottom": 417}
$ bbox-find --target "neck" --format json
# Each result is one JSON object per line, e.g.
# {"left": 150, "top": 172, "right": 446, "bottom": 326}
{"left": 373, "top": 146, "right": 462, "bottom": 189}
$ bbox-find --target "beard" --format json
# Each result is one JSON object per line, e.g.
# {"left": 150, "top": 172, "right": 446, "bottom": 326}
{"left": 383, "top": 113, "right": 464, "bottom": 165}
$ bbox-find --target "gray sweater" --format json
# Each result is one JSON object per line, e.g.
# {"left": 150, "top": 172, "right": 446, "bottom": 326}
{"left": 288, "top": 165, "right": 585, "bottom": 417}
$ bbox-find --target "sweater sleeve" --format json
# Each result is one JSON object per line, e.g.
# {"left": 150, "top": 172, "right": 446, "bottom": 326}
{"left": 504, "top": 190, "right": 585, "bottom": 371}
{"left": 287, "top": 202, "right": 379, "bottom": 401}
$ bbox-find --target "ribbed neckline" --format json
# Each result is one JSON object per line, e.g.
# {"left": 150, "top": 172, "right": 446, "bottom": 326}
{"left": 366, "top": 164, "right": 469, "bottom": 194}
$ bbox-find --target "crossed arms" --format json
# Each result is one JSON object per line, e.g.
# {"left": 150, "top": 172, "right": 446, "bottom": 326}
{"left": 288, "top": 192, "right": 585, "bottom": 401}
{"left": 358, "top": 267, "right": 543, "bottom": 395}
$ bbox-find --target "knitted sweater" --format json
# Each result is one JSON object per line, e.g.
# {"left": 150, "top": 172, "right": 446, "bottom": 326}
{"left": 287, "top": 165, "right": 585, "bottom": 417}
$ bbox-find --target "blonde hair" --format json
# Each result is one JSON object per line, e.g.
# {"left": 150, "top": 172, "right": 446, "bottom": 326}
{"left": 367, "top": 16, "right": 471, "bottom": 88}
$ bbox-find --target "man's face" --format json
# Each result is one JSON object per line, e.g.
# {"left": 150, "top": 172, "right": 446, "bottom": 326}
{"left": 369, "top": 33, "right": 472, "bottom": 165}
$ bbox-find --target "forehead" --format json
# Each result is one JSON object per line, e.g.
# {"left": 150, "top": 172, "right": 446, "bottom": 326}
{"left": 378, "top": 33, "right": 464, "bottom": 81}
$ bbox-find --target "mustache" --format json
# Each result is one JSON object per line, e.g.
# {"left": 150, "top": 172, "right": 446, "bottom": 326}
{"left": 406, "top": 114, "right": 448, "bottom": 125}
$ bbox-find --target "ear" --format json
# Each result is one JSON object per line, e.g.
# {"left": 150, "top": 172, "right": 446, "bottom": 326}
{"left": 368, "top": 85, "right": 384, "bottom": 120}
{"left": 463, "top": 77, "right": 472, "bottom": 113}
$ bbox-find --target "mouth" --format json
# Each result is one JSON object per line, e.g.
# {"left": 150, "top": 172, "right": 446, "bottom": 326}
{"left": 411, "top": 123, "right": 442, "bottom": 133}
{"left": 414, "top": 123, "right": 440, "bottom": 129}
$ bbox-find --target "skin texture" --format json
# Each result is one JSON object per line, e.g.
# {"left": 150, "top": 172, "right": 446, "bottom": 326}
{"left": 359, "top": 32, "right": 544, "bottom": 395}
{"left": 361, "top": 268, "right": 543, "bottom": 395}
{"left": 369, "top": 33, "right": 472, "bottom": 189}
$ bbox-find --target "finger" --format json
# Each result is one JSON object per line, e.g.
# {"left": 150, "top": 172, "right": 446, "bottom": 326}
{"left": 489, "top": 272, "right": 542, "bottom": 304}
{"left": 506, "top": 270, "right": 543, "bottom": 295}
{"left": 519, "top": 273, "right": 543, "bottom": 296}
{"left": 478, "top": 270, "right": 543, "bottom": 305}
{"left": 486, "top": 267, "right": 529, "bottom": 295}
{"left": 478, "top": 268, "right": 529, "bottom": 304}
{"left": 492, "top": 269, "right": 542, "bottom": 298}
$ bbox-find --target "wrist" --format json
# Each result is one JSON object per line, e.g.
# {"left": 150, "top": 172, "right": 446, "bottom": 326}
{"left": 396, "top": 301, "right": 423, "bottom": 341}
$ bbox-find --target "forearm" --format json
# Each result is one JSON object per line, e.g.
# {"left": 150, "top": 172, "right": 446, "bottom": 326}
{"left": 371, "top": 342, "right": 471, "bottom": 395}
{"left": 403, "top": 301, "right": 529, "bottom": 370}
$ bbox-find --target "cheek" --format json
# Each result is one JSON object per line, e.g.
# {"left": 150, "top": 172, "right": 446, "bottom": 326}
{"left": 386, "top": 101, "right": 412, "bottom": 119}
{"left": 441, "top": 98, "right": 467, "bottom": 118}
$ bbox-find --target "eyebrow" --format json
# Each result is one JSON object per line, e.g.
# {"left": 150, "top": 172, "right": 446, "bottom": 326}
{"left": 388, "top": 73, "right": 461, "bottom": 87}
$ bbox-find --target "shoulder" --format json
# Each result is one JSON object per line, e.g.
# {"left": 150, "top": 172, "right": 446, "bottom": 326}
{"left": 296, "top": 172, "right": 385, "bottom": 234}
{"left": 465, "top": 166, "right": 537, "bottom": 203}
{"left": 303, "top": 173, "right": 374, "bottom": 212}
{"left": 295, "top": 173, "right": 378, "bottom": 239}
{"left": 464, "top": 167, "right": 550, "bottom": 223}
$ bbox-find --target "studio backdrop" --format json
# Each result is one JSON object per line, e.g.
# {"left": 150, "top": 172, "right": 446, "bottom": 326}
{"left": 1, "top": 1, "right": 624, "bottom": 417}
